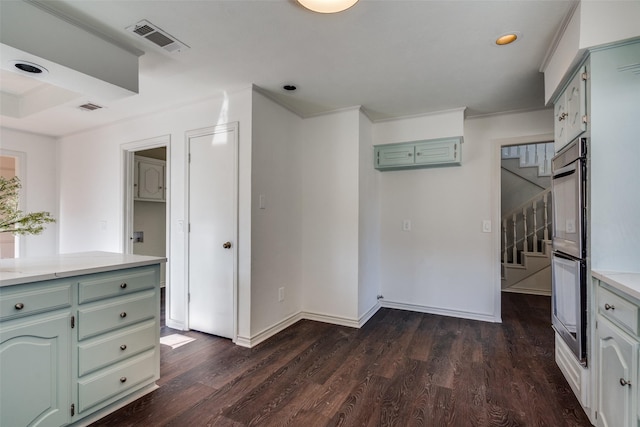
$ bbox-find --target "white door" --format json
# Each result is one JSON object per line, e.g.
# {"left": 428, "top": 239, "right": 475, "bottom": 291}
{"left": 187, "top": 123, "right": 237, "bottom": 339}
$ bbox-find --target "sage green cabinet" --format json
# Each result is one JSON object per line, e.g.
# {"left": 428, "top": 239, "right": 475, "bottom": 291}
{"left": 374, "top": 136, "right": 462, "bottom": 170}
{"left": 0, "top": 263, "right": 160, "bottom": 427}
{"left": 0, "top": 281, "right": 73, "bottom": 427}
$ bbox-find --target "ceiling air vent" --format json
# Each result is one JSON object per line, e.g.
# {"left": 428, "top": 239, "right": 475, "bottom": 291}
{"left": 126, "top": 20, "right": 190, "bottom": 53}
{"left": 78, "top": 103, "right": 103, "bottom": 112}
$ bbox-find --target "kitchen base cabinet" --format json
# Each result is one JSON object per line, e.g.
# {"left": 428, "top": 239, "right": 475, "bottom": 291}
{"left": 595, "top": 279, "right": 640, "bottom": 427}
{"left": 0, "top": 256, "right": 162, "bottom": 427}
{"left": 0, "top": 311, "right": 72, "bottom": 427}
{"left": 596, "top": 317, "right": 637, "bottom": 427}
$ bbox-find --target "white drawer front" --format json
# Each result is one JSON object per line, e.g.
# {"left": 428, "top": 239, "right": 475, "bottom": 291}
{"left": 78, "top": 267, "right": 156, "bottom": 304}
{"left": 598, "top": 285, "right": 639, "bottom": 337}
{"left": 77, "top": 350, "right": 156, "bottom": 414}
{"left": 78, "top": 320, "right": 156, "bottom": 376}
{"left": 77, "top": 291, "right": 156, "bottom": 340}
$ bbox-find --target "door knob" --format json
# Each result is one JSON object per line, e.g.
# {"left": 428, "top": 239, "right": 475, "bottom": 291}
{"left": 223, "top": 241, "right": 232, "bottom": 249}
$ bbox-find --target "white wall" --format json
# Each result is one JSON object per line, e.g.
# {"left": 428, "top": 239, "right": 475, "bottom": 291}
{"left": 133, "top": 200, "right": 166, "bottom": 285}
{"left": 301, "top": 108, "right": 361, "bottom": 322}
{"left": 250, "top": 91, "right": 304, "bottom": 337}
{"left": 0, "top": 127, "right": 58, "bottom": 257}
{"left": 57, "top": 88, "right": 253, "bottom": 336}
{"left": 374, "top": 108, "right": 553, "bottom": 322}
{"left": 357, "top": 111, "right": 380, "bottom": 320}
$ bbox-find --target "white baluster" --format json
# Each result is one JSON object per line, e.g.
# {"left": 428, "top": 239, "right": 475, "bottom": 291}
{"left": 523, "top": 208, "right": 528, "bottom": 253}
{"left": 543, "top": 192, "right": 549, "bottom": 241}
{"left": 512, "top": 213, "right": 517, "bottom": 264}
{"left": 532, "top": 200, "right": 538, "bottom": 253}
{"left": 503, "top": 219, "right": 508, "bottom": 263}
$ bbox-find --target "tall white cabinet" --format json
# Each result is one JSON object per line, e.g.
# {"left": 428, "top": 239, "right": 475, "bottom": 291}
{"left": 551, "top": 40, "right": 640, "bottom": 426}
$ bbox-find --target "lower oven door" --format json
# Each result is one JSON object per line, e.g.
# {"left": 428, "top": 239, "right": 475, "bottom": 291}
{"left": 551, "top": 252, "right": 587, "bottom": 365}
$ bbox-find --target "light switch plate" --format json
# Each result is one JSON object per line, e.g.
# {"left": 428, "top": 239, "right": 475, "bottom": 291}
{"left": 402, "top": 219, "right": 411, "bottom": 231}
{"left": 482, "top": 220, "right": 491, "bottom": 233}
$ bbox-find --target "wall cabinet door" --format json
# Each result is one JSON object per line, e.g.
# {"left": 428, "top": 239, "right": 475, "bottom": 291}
{"left": 0, "top": 311, "right": 71, "bottom": 427}
{"left": 597, "top": 317, "right": 637, "bottom": 427}
{"left": 554, "top": 65, "right": 587, "bottom": 150}
{"left": 136, "top": 157, "right": 165, "bottom": 201}
{"left": 414, "top": 139, "right": 459, "bottom": 165}
{"left": 376, "top": 144, "right": 415, "bottom": 168}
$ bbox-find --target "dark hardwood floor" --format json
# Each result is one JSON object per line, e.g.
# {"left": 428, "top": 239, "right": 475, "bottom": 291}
{"left": 91, "top": 291, "right": 592, "bottom": 426}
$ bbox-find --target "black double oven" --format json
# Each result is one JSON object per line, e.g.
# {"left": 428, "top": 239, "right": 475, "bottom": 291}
{"left": 551, "top": 137, "right": 588, "bottom": 365}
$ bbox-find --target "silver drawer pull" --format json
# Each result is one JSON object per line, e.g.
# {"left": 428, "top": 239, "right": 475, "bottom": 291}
{"left": 120, "top": 377, "right": 127, "bottom": 383}
{"left": 604, "top": 303, "right": 615, "bottom": 311}
{"left": 620, "top": 378, "right": 631, "bottom": 386}
{"left": 120, "top": 282, "right": 127, "bottom": 289}
{"left": 120, "top": 312, "right": 127, "bottom": 318}
{"left": 120, "top": 344, "right": 127, "bottom": 351}
{"left": 14, "top": 303, "right": 25, "bottom": 310}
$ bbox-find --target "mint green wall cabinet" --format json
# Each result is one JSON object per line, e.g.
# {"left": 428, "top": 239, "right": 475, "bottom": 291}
{"left": 0, "top": 281, "right": 73, "bottom": 427}
{"left": 0, "top": 263, "right": 160, "bottom": 427}
{"left": 374, "top": 136, "right": 462, "bottom": 171}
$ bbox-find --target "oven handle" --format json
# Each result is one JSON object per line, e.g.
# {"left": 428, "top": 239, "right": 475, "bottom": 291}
{"left": 552, "top": 163, "right": 577, "bottom": 179}
{"left": 553, "top": 251, "right": 579, "bottom": 262}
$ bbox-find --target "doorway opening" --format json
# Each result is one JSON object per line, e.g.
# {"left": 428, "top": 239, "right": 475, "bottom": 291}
{"left": 1, "top": 151, "right": 25, "bottom": 259}
{"left": 122, "top": 136, "right": 170, "bottom": 317}
{"left": 500, "top": 141, "right": 554, "bottom": 296}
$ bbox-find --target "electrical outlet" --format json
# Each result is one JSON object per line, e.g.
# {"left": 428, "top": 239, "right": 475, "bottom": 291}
{"left": 402, "top": 219, "right": 411, "bottom": 231}
{"left": 482, "top": 220, "right": 492, "bottom": 233}
{"left": 278, "top": 287, "right": 284, "bottom": 302}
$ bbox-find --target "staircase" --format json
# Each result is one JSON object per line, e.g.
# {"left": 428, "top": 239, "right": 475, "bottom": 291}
{"left": 501, "top": 143, "right": 554, "bottom": 296}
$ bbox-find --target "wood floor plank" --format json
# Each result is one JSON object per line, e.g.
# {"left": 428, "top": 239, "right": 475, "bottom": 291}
{"left": 90, "top": 292, "right": 592, "bottom": 427}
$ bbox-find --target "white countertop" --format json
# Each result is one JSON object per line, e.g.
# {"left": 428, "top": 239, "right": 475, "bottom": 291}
{"left": 0, "top": 251, "right": 166, "bottom": 287}
{"left": 592, "top": 270, "right": 640, "bottom": 302}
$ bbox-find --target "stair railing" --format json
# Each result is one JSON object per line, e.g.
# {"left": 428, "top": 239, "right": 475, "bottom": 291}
{"left": 502, "top": 189, "right": 552, "bottom": 265}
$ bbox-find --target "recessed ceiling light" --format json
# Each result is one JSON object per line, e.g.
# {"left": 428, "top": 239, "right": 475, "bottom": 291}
{"left": 297, "top": 0, "right": 358, "bottom": 14}
{"left": 495, "top": 32, "right": 521, "bottom": 46}
{"left": 9, "top": 60, "right": 48, "bottom": 76}
{"left": 283, "top": 85, "right": 297, "bottom": 91}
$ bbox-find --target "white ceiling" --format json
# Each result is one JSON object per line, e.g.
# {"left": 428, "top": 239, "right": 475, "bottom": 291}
{"left": 0, "top": 0, "right": 577, "bottom": 138}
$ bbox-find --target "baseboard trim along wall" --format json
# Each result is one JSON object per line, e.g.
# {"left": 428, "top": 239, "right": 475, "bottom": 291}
{"left": 380, "top": 300, "right": 501, "bottom": 324}
{"left": 234, "top": 300, "right": 500, "bottom": 348}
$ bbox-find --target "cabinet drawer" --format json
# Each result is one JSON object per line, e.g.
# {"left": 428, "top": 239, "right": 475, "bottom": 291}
{"left": 0, "top": 281, "right": 72, "bottom": 321}
{"left": 78, "top": 320, "right": 157, "bottom": 376}
{"left": 598, "top": 285, "right": 639, "bottom": 336}
{"left": 77, "top": 349, "right": 157, "bottom": 414}
{"left": 78, "top": 291, "right": 156, "bottom": 340}
{"left": 78, "top": 267, "right": 156, "bottom": 304}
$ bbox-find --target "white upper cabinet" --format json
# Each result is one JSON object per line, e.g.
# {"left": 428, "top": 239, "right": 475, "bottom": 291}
{"left": 554, "top": 65, "right": 587, "bottom": 151}
{"left": 135, "top": 156, "right": 165, "bottom": 202}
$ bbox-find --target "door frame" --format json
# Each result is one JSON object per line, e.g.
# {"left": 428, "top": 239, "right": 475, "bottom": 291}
{"left": 121, "top": 135, "right": 171, "bottom": 304}
{"left": 493, "top": 132, "right": 554, "bottom": 318}
{"left": 185, "top": 122, "right": 239, "bottom": 341}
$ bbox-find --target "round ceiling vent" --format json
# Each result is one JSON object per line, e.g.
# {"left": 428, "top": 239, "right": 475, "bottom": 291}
{"left": 9, "top": 60, "right": 49, "bottom": 76}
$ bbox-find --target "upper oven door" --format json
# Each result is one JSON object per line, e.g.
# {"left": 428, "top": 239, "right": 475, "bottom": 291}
{"left": 551, "top": 138, "right": 586, "bottom": 258}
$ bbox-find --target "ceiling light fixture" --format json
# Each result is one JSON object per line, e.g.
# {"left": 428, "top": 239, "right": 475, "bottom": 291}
{"left": 283, "top": 85, "right": 297, "bottom": 91}
{"left": 297, "top": 0, "right": 359, "bottom": 14}
{"left": 9, "top": 60, "right": 48, "bottom": 76}
{"left": 495, "top": 32, "right": 521, "bottom": 46}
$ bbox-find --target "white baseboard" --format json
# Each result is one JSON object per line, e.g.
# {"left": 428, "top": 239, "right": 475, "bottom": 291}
{"left": 234, "top": 304, "right": 383, "bottom": 348}
{"left": 380, "top": 300, "right": 501, "bottom": 323}
{"left": 165, "top": 319, "right": 186, "bottom": 331}
{"left": 502, "top": 287, "right": 552, "bottom": 296}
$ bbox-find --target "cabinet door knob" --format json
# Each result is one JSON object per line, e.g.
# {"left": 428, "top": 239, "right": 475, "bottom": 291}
{"left": 223, "top": 241, "right": 232, "bottom": 249}
{"left": 120, "top": 312, "right": 127, "bottom": 318}
{"left": 620, "top": 378, "right": 631, "bottom": 387}
{"left": 120, "top": 282, "right": 127, "bottom": 289}
{"left": 604, "top": 303, "right": 615, "bottom": 311}
{"left": 120, "top": 344, "right": 127, "bottom": 351}
{"left": 14, "top": 303, "right": 25, "bottom": 310}
{"left": 120, "top": 377, "right": 127, "bottom": 383}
